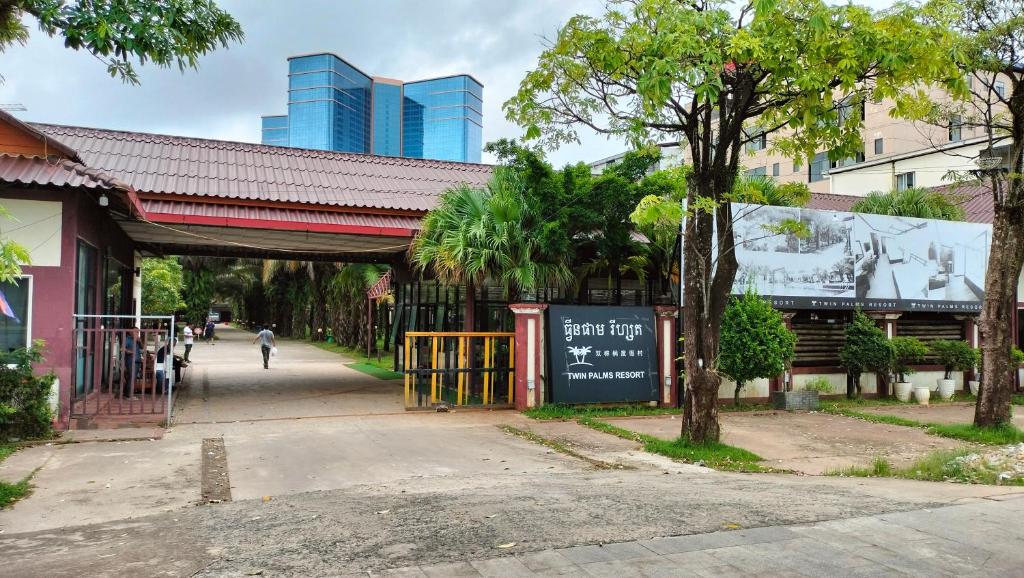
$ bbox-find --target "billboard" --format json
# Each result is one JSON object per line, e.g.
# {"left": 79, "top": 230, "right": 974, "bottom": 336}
{"left": 547, "top": 305, "right": 659, "bottom": 404}
{"left": 731, "top": 203, "right": 991, "bottom": 312}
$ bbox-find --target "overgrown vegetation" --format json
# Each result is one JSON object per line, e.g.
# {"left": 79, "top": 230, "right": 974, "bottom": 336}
{"left": 718, "top": 290, "right": 795, "bottom": 406}
{"left": 0, "top": 476, "right": 30, "bottom": 508}
{"left": 824, "top": 406, "right": 1024, "bottom": 445}
{"left": 850, "top": 188, "right": 967, "bottom": 221}
{"left": 828, "top": 448, "right": 1023, "bottom": 486}
{"left": 0, "top": 343, "right": 54, "bottom": 442}
{"left": 577, "top": 417, "right": 769, "bottom": 472}
{"left": 839, "top": 312, "right": 891, "bottom": 399}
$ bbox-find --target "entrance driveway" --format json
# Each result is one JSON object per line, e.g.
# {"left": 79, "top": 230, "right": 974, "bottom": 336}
{"left": 860, "top": 401, "right": 1024, "bottom": 429}
{"left": 173, "top": 325, "right": 404, "bottom": 424}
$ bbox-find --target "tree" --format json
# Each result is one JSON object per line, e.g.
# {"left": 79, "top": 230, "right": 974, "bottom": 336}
{"left": 919, "top": 0, "right": 1024, "bottom": 427}
{"left": 839, "top": 311, "right": 891, "bottom": 399}
{"left": 505, "top": 0, "right": 960, "bottom": 442}
{"left": 850, "top": 188, "right": 967, "bottom": 221}
{"left": 718, "top": 290, "right": 795, "bottom": 406}
{"left": 140, "top": 257, "right": 183, "bottom": 316}
{"left": 930, "top": 339, "right": 978, "bottom": 380}
{"left": 889, "top": 336, "right": 929, "bottom": 384}
{"left": 0, "top": 0, "right": 243, "bottom": 84}
{"left": 409, "top": 169, "right": 575, "bottom": 311}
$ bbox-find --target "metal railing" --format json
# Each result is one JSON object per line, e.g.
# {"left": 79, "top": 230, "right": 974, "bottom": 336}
{"left": 403, "top": 331, "right": 515, "bottom": 409}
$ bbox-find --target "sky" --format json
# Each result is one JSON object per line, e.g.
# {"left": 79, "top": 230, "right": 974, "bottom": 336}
{"left": 0, "top": 0, "right": 892, "bottom": 167}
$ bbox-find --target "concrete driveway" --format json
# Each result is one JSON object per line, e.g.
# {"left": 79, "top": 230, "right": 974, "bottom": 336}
{"left": 860, "top": 401, "right": 1024, "bottom": 429}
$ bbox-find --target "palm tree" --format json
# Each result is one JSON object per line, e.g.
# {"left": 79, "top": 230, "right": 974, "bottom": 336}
{"left": 410, "top": 169, "right": 575, "bottom": 326}
{"left": 851, "top": 188, "right": 967, "bottom": 221}
{"left": 732, "top": 174, "right": 811, "bottom": 207}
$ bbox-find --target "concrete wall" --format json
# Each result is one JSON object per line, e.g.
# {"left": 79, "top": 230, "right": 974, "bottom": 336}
{"left": 830, "top": 140, "right": 994, "bottom": 196}
{"left": 718, "top": 369, "right": 967, "bottom": 401}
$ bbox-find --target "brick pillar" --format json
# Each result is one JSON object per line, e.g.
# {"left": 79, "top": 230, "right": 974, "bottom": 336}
{"left": 510, "top": 304, "right": 547, "bottom": 410}
{"left": 654, "top": 306, "right": 679, "bottom": 407}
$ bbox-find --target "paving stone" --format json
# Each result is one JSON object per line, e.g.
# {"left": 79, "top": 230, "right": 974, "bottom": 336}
{"left": 558, "top": 541, "right": 657, "bottom": 565}
{"left": 577, "top": 559, "right": 648, "bottom": 577}
{"left": 469, "top": 556, "right": 535, "bottom": 577}
{"left": 379, "top": 568, "right": 428, "bottom": 578}
{"left": 518, "top": 550, "right": 577, "bottom": 572}
{"left": 419, "top": 561, "right": 480, "bottom": 577}
{"left": 693, "top": 563, "right": 748, "bottom": 577}
{"left": 639, "top": 531, "right": 745, "bottom": 555}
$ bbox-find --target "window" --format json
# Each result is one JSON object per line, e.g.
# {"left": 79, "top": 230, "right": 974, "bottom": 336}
{"left": 745, "top": 130, "right": 767, "bottom": 153}
{"left": 0, "top": 278, "right": 30, "bottom": 352}
{"left": 896, "top": 172, "right": 916, "bottom": 191}
{"left": 874, "top": 138, "right": 884, "bottom": 155}
{"left": 995, "top": 81, "right": 1006, "bottom": 98}
{"left": 772, "top": 163, "right": 780, "bottom": 177}
{"left": 793, "top": 160, "right": 802, "bottom": 173}
{"left": 809, "top": 152, "right": 830, "bottom": 182}
{"left": 949, "top": 115, "right": 962, "bottom": 142}
{"left": 746, "top": 167, "right": 767, "bottom": 177}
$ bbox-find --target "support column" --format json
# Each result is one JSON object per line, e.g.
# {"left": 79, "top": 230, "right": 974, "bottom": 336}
{"left": 958, "top": 315, "right": 979, "bottom": 391}
{"left": 511, "top": 304, "right": 547, "bottom": 410}
{"left": 132, "top": 252, "right": 143, "bottom": 328}
{"left": 654, "top": 306, "right": 679, "bottom": 407}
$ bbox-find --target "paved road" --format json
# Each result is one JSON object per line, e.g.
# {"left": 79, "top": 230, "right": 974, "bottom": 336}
{"left": 3, "top": 326, "right": 1024, "bottom": 576}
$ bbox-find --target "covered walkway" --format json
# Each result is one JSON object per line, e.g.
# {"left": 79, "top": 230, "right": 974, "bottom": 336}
{"left": 173, "top": 324, "right": 403, "bottom": 424}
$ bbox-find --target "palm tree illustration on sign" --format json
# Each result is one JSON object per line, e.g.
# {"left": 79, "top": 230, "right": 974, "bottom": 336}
{"left": 567, "top": 346, "right": 593, "bottom": 366}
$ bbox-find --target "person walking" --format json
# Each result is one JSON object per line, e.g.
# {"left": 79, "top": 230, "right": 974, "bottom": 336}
{"left": 183, "top": 322, "right": 194, "bottom": 362}
{"left": 205, "top": 319, "right": 216, "bottom": 345}
{"left": 253, "top": 325, "right": 276, "bottom": 369}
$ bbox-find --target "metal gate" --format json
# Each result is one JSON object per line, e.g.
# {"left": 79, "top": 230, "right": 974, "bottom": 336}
{"left": 403, "top": 331, "right": 515, "bottom": 408}
{"left": 72, "top": 314, "right": 176, "bottom": 425}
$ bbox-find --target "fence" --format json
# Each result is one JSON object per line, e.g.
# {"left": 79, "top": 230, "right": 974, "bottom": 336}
{"left": 72, "top": 314, "right": 176, "bottom": 425}
{"left": 403, "top": 331, "right": 515, "bottom": 409}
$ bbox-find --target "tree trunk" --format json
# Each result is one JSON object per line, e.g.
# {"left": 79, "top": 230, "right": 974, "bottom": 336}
{"left": 680, "top": 174, "right": 739, "bottom": 444}
{"left": 846, "top": 372, "right": 857, "bottom": 399}
{"left": 733, "top": 381, "right": 743, "bottom": 407}
{"left": 976, "top": 201, "right": 1024, "bottom": 426}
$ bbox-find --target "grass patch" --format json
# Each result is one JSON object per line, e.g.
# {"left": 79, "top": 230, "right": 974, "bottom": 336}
{"left": 524, "top": 403, "right": 681, "bottom": 420}
{"left": 311, "top": 341, "right": 397, "bottom": 373}
{"left": 823, "top": 405, "right": 1024, "bottom": 445}
{"left": 499, "top": 425, "right": 621, "bottom": 470}
{"left": 0, "top": 477, "right": 30, "bottom": 508}
{"left": 827, "top": 448, "right": 1023, "bottom": 486}
{"left": 719, "top": 402, "right": 774, "bottom": 413}
{"left": 577, "top": 417, "right": 771, "bottom": 472}
{"left": 1014, "top": 395, "right": 1024, "bottom": 406}
{"left": 0, "top": 443, "right": 16, "bottom": 463}
{"left": 345, "top": 362, "right": 403, "bottom": 381}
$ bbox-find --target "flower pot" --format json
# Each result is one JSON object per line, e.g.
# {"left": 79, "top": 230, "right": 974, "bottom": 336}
{"left": 938, "top": 379, "right": 956, "bottom": 400}
{"left": 933, "top": 378, "right": 943, "bottom": 392}
{"left": 914, "top": 386, "right": 930, "bottom": 405}
{"left": 969, "top": 380, "right": 980, "bottom": 396}
{"left": 894, "top": 381, "right": 913, "bottom": 402}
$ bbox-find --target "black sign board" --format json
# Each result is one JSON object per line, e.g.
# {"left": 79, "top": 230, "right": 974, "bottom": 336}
{"left": 547, "top": 305, "right": 659, "bottom": 404}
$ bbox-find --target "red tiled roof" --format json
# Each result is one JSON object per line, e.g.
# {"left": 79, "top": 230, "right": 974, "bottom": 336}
{"left": 0, "top": 153, "right": 130, "bottom": 190}
{"left": 929, "top": 181, "right": 994, "bottom": 223}
{"left": 31, "top": 123, "right": 493, "bottom": 212}
{"left": 805, "top": 192, "right": 862, "bottom": 212}
{"left": 141, "top": 199, "right": 422, "bottom": 232}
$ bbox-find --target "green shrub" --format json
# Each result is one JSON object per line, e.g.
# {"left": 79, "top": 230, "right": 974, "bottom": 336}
{"left": 839, "top": 311, "right": 891, "bottom": 398}
{"left": 889, "top": 336, "right": 928, "bottom": 383}
{"left": 719, "top": 290, "right": 796, "bottom": 406}
{"left": 802, "top": 376, "right": 834, "bottom": 394}
{"left": 0, "top": 342, "right": 55, "bottom": 441}
{"left": 930, "top": 340, "right": 978, "bottom": 380}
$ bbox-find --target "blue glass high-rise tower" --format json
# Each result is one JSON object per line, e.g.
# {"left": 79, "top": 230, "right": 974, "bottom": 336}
{"left": 261, "top": 53, "right": 483, "bottom": 163}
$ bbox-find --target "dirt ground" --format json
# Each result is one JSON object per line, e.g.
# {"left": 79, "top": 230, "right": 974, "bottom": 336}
{"left": 860, "top": 401, "right": 1024, "bottom": 428}
{"left": 608, "top": 411, "right": 969, "bottom": 474}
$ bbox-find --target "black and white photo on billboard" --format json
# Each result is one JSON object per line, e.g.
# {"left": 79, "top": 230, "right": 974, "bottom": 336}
{"left": 853, "top": 214, "right": 989, "bottom": 302}
{"left": 727, "top": 203, "right": 992, "bottom": 311}
{"left": 733, "top": 204, "right": 854, "bottom": 298}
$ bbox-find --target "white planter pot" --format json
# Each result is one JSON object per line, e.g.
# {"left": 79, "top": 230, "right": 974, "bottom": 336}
{"left": 933, "top": 378, "right": 943, "bottom": 392}
{"left": 938, "top": 379, "right": 956, "bottom": 400}
{"left": 969, "top": 380, "right": 980, "bottom": 396}
{"left": 894, "top": 381, "right": 913, "bottom": 402}
{"left": 914, "top": 386, "right": 931, "bottom": 405}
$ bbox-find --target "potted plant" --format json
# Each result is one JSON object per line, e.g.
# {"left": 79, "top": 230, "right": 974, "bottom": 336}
{"left": 839, "top": 311, "right": 891, "bottom": 400}
{"left": 718, "top": 290, "right": 796, "bottom": 408}
{"left": 889, "top": 336, "right": 929, "bottom": 403}
{"left": 930, "top": 340, "right": 976, "bottom": 400}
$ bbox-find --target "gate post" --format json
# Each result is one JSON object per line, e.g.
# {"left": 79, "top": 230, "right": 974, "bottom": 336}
{"left": 510, "top": 304, "right": 547, "bottom": 410}
{"left": 654, "top": 306, "right": 679, "bottom": 407}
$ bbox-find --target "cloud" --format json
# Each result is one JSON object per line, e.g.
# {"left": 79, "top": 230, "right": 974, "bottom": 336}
{"left": 0, "top": 0, "right": 626, "bottom": 166}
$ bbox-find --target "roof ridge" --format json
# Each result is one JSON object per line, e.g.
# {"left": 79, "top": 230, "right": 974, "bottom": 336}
{"left": 30, "top": 122, "right": 494, "bottom": 170}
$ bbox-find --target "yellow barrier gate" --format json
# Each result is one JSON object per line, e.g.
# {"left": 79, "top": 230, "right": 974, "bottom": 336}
{"left": 403, "top": 331, "right": 515, "bottom": 409}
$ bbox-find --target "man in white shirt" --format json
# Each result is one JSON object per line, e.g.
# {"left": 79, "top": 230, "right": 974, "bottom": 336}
{"left": 252, "top": 325, "right": 277, "bottom": 369}
{"left": 183, "top": 322, "right": 194, "bottom": 362}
